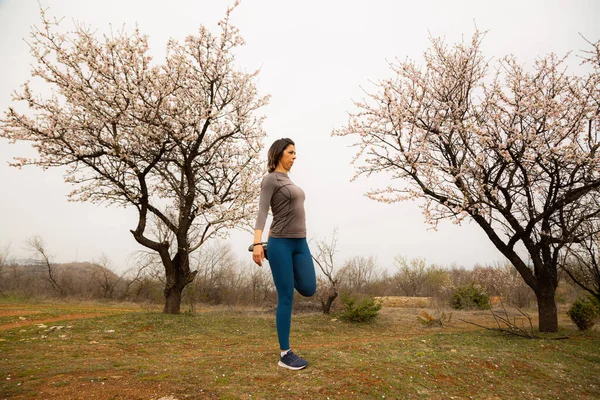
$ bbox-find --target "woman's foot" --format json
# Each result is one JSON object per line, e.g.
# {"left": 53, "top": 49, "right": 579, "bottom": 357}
{"left": 278, "top": 350, "right": 309, "bottom": 370}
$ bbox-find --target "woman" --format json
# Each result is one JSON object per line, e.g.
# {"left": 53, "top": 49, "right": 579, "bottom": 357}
{"left": 252, "top": 138, "right": 316, "bottom": 370}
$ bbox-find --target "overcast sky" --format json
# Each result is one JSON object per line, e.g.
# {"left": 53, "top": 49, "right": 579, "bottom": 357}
{"left": 1, "top": 0, "right": 599, "bottom": 273}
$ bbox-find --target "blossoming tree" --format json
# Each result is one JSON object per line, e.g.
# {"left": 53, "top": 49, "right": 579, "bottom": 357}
{"left": 1, "top": 6, "right": 269, "bottom": 314}
{"left": 335, "top": 32, "right": 600, "bottom": 332}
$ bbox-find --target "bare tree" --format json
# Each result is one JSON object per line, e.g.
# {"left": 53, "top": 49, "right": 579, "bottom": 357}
{"left": 246, "top": 261, "right": 274, "bottom": 305}
{"left": 335, "top": 31, "right": 600, "bottom": 332}
{"left": 130, "top": 256, "right": 164, "bottom": 303}
{"left": 119, "top": 254, "right": 152, "bottom": 300}
{"left": 93, "top": 254, "right": 123, "bottom": 299}
{"left": 563, "top": 227, "right": 600, "bottom": 303}
{"left": 29, "top": 236, "right": 64, "bottom": 296}
{"left": 1, "top": 5, "right": 269, "bottom": 313}
{"left": 312, "top": 229, "right": 343, "bottom": 314}
{"left": 192, "top": 242, "right": 237, "bottom": 304}
{"left": 393, "top": 256, "right": 427, "bottom": 296}
{"left": 0, "top": 243, "right": 11, "bottom": 295}
{"left": 341, "top": 255, "right": 378, "bottom": 294}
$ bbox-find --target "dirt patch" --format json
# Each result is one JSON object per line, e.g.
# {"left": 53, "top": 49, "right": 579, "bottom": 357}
{"left": 324, "top": 369, "right": 384, "bottom": 387}
{"left": 431, "top": 373, "right": 459, "bottom": 385}
{"left": 31, "top": 371, "right": 181, "bottom": 400}
{"left": 0, "top": 313, "right": 108, "bottom": 331}
{"left": 0, "top": 309, "right": 42, "bottom": 318}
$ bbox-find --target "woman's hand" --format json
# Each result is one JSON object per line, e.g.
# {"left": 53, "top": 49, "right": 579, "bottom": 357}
{"left": 252, "top": 244, "right": 265, "bottom": 266}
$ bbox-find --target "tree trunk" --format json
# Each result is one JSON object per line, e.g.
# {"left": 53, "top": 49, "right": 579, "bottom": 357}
{"left": 164, "top": 284, "right": 184, "bottom": 314}
{"left": 535, "top": 287, "right": 558, "bottom": 333}
{"left": 163, "top": 252, "right": 197, "bottom": 314}
{"left": 322, "top": 292, "right": 338, "bottom": 315}
{"left": 470, "top": 215, "right": 561, "bottom": 331}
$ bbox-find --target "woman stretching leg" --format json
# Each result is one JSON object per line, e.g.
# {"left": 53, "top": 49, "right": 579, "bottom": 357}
{"left": 252, "top": 138, "right": 316, "bottom": 370}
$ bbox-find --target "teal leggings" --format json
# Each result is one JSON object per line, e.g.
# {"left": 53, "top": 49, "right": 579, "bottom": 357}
{"left": 267, "top": 237, "right": 316, "bottom": 351}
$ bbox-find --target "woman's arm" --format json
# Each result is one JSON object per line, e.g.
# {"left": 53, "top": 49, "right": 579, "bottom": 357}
{"left": 252, "top": 229, "right": 265, "bottom": 266}
{"left": 253, "top": 175, "right": 274, "bottom": 267}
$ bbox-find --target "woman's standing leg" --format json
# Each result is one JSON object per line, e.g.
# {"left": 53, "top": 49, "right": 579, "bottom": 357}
{"left": 267, "top": 237, "right": 295, "bottom": 351}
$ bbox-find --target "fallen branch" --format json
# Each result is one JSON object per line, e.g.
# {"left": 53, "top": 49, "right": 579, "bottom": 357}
{"left": 491, "top": 302, "right": 537, "bottom": 338}
{"left": 459, "top": 301, "right": 569, "bottom": 340}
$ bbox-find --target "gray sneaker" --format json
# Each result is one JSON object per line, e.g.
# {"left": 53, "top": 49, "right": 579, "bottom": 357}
{"left": 278, "top": 350, "right": 309, "bottom": 370}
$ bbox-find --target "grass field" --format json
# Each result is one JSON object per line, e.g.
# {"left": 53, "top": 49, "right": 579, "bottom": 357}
{"left": 0, "top": 298, "right": 599, "bottom": 399}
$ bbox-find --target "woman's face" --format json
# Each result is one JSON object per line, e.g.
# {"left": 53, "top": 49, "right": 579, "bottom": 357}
{"left": 278, "top": 144, "right": 296, "bottom": 172}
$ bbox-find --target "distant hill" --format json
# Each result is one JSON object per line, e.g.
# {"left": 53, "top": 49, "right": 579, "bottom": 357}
{"left": 0, "top": 261, "right": 122, "bottom": 295}
{"left": 3, "top": 261, "right": 119, "bottom": 278}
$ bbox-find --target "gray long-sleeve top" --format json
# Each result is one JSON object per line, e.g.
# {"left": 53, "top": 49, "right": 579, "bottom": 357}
{"left": 254, "top": 172, "right": 306, "bottom": 238}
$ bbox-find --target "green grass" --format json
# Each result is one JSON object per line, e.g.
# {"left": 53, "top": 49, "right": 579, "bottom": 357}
{"left": 0, "top": 300, "right": 599, "bottom": 399}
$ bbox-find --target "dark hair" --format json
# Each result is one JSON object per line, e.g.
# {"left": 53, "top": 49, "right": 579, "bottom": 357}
{"left": 267, "top": 138, "right": 295, "bottom": 173}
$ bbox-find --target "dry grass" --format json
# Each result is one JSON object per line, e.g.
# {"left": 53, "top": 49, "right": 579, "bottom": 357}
{"left": 0, "top": 298, "right": 599, "bottom": 399}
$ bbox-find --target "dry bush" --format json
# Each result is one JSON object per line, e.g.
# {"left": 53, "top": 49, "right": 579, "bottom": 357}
{"left": 416, "top": 310, "right": 452, "bottom": 327}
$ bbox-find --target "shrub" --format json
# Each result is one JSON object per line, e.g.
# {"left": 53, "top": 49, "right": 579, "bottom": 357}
{"left": 451, "top": 284, "right": 491, "bottom": 310}
{"left": 567, "top": 296, "right": 600, "bottom": 331}
{"left": 339, "top": 293, "right": 382, "bottom": 323}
